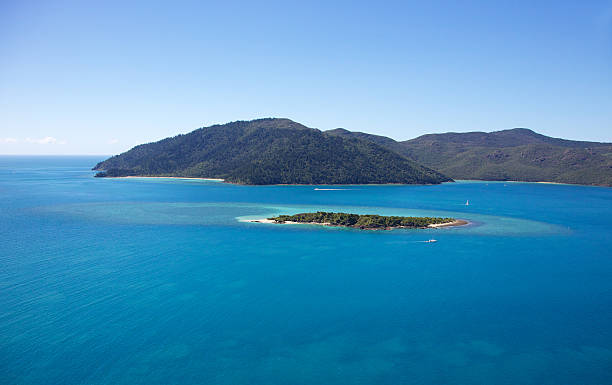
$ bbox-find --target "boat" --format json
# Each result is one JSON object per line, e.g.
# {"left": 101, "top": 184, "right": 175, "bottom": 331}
{"left": 465, "top": 200, "right": 470, "bottom": 206}
{"left": 425, "top": 239, "right": 437, "bottom": 243}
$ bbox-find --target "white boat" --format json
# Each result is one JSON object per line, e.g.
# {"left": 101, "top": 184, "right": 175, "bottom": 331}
{"left": 425, "top": 239, "right": 437, "bottom": 243}
{"left": 465, "top": 200, "right": 470, "bottom": 206}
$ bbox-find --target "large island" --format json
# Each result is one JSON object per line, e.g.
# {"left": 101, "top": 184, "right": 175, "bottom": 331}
{"left": 92, "top": 118, "right": 451, "bottom": 185}
{"left": 92, "top": 118, "right": 612, "bottom": 186}
{"left": 248, "top": 211, "right": 467, "bottom": 230}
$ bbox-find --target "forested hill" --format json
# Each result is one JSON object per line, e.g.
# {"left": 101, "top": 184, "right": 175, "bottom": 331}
{"left": 327, "top": 128, "right": 612, "bottom": 186}
{"left": 93, "top": 118, "right": 451, "bottom": 185}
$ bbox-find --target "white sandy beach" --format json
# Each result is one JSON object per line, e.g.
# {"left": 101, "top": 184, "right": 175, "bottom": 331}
{"left": 428, "top": 219, "right": 469, "bottom": 228}
{"left": 111, "top": 176, "right": 225, "bottom": 182}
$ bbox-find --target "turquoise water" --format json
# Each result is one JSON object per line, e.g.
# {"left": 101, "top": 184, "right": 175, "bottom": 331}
{"left": 1, "top": 156, "right": 611, "bottom": 385}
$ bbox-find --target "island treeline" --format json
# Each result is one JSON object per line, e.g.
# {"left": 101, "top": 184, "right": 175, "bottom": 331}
{"left": 269, "top": 212, "right": 455, "bottom": 229}
{"left": 93, "top": 119, "right": 451, "bottom": 185}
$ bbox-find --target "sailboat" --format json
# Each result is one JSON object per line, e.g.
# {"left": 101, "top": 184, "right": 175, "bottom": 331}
{"left": 465, "top": 200, "right": 470, "bottom": 206}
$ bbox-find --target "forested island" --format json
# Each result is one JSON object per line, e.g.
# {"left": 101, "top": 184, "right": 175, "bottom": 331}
{"left": 93, "top": 119, "right": 450, "bottom": 185}
{"left": 93, "top": 118, "right": 611, "bottom": 186}
{"left": 250, "top": 211, "right": 468, "bottom": 230}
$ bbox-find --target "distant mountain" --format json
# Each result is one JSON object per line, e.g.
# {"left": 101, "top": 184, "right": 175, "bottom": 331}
{"left": 326, "top": 128, "right": 612, "bottom": 186}
{"left": 406, "top": 128, "right": 611, "bottom": 149}
{"left": 93, "top": 118, "right": 451, "bottom": 185}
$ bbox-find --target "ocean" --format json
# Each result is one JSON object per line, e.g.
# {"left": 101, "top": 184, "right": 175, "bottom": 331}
{"left": 1, "top": 156, "right": 611, "bottom": 384}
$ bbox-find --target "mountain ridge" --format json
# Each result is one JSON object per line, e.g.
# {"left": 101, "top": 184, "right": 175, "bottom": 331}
{"left": 326, "top": 127, "right": 612, "bottom": 186}
{"left": 93, "top": 118, "right": 451, "bottom": 185}
{"left": 405, "top": 128, "right": 611, "bottom": 149}
{"left": 94, "top": 118, "right": 611, "bottom": 186}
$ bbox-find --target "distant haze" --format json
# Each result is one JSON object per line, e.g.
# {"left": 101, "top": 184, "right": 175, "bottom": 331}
{"left": 1, "top": 0, "right": 611, "bottom": 155}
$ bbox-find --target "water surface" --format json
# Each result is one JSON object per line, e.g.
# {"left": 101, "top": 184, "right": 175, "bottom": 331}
{"left": 1, "top": 156, "right": 611, "bottom": 384}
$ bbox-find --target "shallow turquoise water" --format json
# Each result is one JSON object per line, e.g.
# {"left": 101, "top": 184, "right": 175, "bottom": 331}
{"left": 1, "top": 156, "right": 611, "bottom": 384}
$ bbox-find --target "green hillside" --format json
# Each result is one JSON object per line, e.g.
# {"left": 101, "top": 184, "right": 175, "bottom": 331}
{"left": 327, "top": 128, "right": 612, "bottom": 186}
{"left": 93, "top": 118, "right": 451, "bottom": 185}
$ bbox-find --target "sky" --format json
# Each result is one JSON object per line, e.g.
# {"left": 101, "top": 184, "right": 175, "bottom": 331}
{"left": 1, "top": 0, "right": 611, "bottom": 155}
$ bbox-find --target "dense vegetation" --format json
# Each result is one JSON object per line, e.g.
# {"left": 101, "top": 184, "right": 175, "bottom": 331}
{"left": 93, "top": 118, "right": 451, "bottom": 185}
{"left": 94, "top": 118, "right": 610, "bottom": 186}
{"left": 269, "top": 211, "right": 455, "bottom": 229}
{"left": 327, "top": 127, "right": 612, "bottom": 186}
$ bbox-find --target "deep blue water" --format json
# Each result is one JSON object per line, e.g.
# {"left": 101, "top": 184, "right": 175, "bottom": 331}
{"left": 1, "top": 156, "right": 611, "bottom": 385}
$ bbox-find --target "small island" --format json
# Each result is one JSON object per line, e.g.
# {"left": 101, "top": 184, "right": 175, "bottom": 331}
{"left": 246, "top": 211, "right": 468, "bottom": 230}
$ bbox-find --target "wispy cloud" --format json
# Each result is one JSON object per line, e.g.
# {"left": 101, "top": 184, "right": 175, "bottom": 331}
{"left": 25, "top": 136, "right": 67, "bottom": 145}
{"left": 108, "top": 138, "right": 119, "bottom": 144}
{"left": 0, "top": 138, "right": 18, "bottom": 143}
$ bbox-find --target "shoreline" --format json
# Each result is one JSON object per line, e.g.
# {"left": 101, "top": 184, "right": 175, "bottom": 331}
{"left": 241, "top": 218, "right": 469, "bottom": 230}
{"left": 427, "top": 219, "right": 469, "bottom": 228}
{"left": 95, "top": 175, "right": 609, "bottom": 188}
{"left": 98, "top": 176, "right": 609, "bottom": 188}
{"left": 457, "top": 179, "right": 609, "bottom": 188}
{"left": 105, "top": 176, "right": 225, "bottom": 182}
{"left": 95, "top": 175, "right": 445, "bottom": 186}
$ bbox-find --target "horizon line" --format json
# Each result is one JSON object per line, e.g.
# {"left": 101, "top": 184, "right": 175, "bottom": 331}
{"left": 0, "top": 154, "right": 111, "bottom": 157}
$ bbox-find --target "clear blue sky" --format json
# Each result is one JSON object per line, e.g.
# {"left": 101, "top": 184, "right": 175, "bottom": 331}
{"left": 1, "top": 0, "right": 611, "bottom": 155}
